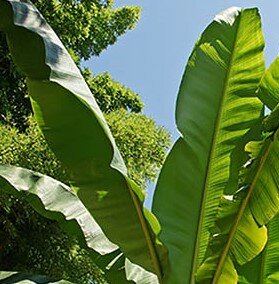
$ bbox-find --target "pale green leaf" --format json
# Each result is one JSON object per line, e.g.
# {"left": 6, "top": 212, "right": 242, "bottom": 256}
{"left": 196, "top": 196, "right": 267, "bottom": 283}
{"left": 0, "top": 164, "right": 117, "bottom": 255}
{"left": 0, "top": 271, "right": 72, "bottom": 284}
{"left": 264, "top": 215, "right": 279, "bottom": 283}
{"left": 196, "top": 255, "right": 237, "bottom": 284}
{"left": 237, "top": 214, "right": 279, "bottom": 284}
{"left": 0, "top": 165, "right": 144, "bottom": 283}
{"left": 125, "top": 259, "right": 159, "bottom": 284}
{"left": 249, "top": 132, "right": 279, "bottom": 225}
{"left": 231, "top": 209, "right": 267, "bottom": 266}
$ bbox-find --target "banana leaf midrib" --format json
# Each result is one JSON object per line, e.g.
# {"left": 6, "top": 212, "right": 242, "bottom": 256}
{"left": 51, "top": 85, "right": 163, "bottom": 281}
{"left": 127, "top": 183, "right": 163, "bottom": 283}
{"left": 52, "top": 88, "right": 163, "bottom": 280}
{"left": 190, "top": 10, "right": 243, "bottom": 283}
{"left": 212, "top": 132, "right": 275, "bottom": 283}
{"left": 43, "top": 48, "right": 163, "bottom": 283}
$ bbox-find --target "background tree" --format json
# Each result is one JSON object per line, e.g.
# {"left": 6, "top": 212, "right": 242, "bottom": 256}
{"left": 0, "top": 0, "right": 171, "bottom": 283}
{"left": 0, "top": 0, "right": 141, "bottom": 130}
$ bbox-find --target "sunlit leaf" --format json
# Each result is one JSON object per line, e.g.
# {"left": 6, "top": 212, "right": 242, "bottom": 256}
{"left": 153, "top": 7, "right": 264, "bottom": 283}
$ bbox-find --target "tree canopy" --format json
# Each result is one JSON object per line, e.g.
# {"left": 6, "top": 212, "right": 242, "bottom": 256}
{"left": 0, "top": 0, "right": 141, "bottom": 130}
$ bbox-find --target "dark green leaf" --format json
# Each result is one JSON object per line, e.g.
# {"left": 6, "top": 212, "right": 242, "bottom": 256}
{"left": 0, "top": 0, "right": 165, "bottom": 282}
{"left": 259, "top": 58, "right": 279, "bottom": 110}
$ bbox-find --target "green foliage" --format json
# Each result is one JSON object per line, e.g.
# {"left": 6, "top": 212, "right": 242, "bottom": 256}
{"left": 0, "top": 113, "right": 170, "bottom": 189}
{"left": 152, "top": 7, "right": 279, "bottom": 284}
{"left": 83, "top": 69, "right": 144, "bottom": 114}
{"left": 0, "top": 0, "right": 141, "bottom": 129}
{"left": 153, "top": 7, "right": 265, "bottom": 283}
{"left": 32, "top": 0, "right": 141, "bottom": 60}
{"left": 0, "top": 271, "right": 73, "bottom": 284}
{"left": 106, "top": 110, "right": 170, "bottom": 187}
{"left": 0, "top": 119, "right": 68, "bottom": 182}
{"left": 0, "top": 112, "right": 169, "bottom": 281}
{"left": 263, "top": 103, "right": 279, "bottom": 132}
{"left": 0, "top": 194, "right": 106, "bottom": 284}
{"left": 0, "top": 1, "right": 168, "bottom": 281}
{"left": 1, "top": 1, "right": 279, "bottom": 283}
{"left": 0, "top": 32, "right": 30, "bottom": 131}
{"left": 0, "top": 1, "right": 170, "bottom": 281}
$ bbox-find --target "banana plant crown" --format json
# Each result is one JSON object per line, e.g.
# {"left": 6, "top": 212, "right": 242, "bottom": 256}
{"left": 0, "top": 1, "right": 278, "bottom": 283}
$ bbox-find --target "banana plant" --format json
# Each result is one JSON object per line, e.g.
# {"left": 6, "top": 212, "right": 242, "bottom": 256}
{"left": 0, "top": 271, "right": 73, "bottom": 284}
{"left": 0, "top": 1, "right": 278, "bottom": 283}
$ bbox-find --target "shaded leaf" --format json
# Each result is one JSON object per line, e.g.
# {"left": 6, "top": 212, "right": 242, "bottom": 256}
{"left": 0, "top": 0, "right": 166, "bottom": 282}
{"left": 0, "top": 164, "right": 117, "bottom": 255}
{"left": 262, "top": 103, "right": 279, "bottom": 132}
{"left": 237, "top": 214, "right": 279, "bottom": 284}
{"left": 0, "top": 271, "right": 72, "bottom": 284}
{"left": 259, "top": 58, "right": 279, "bottom": 110}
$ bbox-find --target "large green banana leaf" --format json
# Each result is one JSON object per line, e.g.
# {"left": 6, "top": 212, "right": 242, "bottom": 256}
{"left": 0, "top": 164, "right": 150, "bottom": 283}
{"left": 0, "top": 164, "right": 127, "bottom": 283}
{"left": 95, "top": 250, "right": 159, "bottom": 284}
{"left": 153, "top": 7, "right": 265, "bottom": 284}
{"left": 262, "top": 104, "right": 279, "bottom": 132}
{"left": 259, "top": 58, "right": 279, "bottom": 110}
{"left": 0, "top": 0, "right": 166, "bottom": 282}
{"left": 181, "top": 52, "right": 279, "bottom": 282}
{"left": 196, "top": 51, "right": 279, "bottom": 283}
{"left": 196, "top": 104, "right": 279, "bottom": 283}
{"left": 237, "top": 214, "right": 279, "bottom": 284}
{"left": 0, "top": 164, "right": 117, "bottom": 255}
{"left": 0, "top": 271, "right": 72, "bottom": 284}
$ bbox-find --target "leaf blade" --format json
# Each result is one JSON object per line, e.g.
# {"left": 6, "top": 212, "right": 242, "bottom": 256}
{"left": 0, "top": 271, "right": 73, "bottom": 284}
{"left": 0, "top": 164, "right": 117, "bottom": 255}
{"left": 153, "top": 7, "right": 265, "bottom": 283}
{"left": 0, "top": 0, "right": 165, "bottom": 281}
{"left": 237, "top": 214, "right": 279, "bottom": 284}
{"left": 259, "top": 58, "right": 279, "bottom": 110}
{"left": 197, "top": 125, "right": 279, "bottom": 283}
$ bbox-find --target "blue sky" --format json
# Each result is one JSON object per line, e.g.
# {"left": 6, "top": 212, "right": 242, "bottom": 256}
{"left": 84, "top": 1, "right": 279, "bottom": 208}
